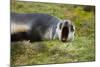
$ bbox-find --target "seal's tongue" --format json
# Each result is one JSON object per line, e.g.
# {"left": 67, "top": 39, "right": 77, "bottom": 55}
{"left": 61, "top": 26, "right": 69, "bottom": 42}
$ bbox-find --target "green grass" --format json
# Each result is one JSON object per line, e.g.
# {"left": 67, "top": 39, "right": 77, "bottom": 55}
{"left": 11, "top": 1, "right": 95, "bottom": 66}
{"left": 11, "top": 36, "right": 95, "bottom": 66}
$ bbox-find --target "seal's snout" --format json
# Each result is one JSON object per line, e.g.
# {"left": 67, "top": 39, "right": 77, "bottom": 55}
{"left": 59, "top": 20, "right": 75, "bottom": 42}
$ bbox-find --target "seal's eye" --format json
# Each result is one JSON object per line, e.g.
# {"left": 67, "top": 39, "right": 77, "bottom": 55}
{"left": 71, "top": 25, "right": 74, "bottom": 31}
{"left": 59, "top": 23, "right": 62, "bottom": 30}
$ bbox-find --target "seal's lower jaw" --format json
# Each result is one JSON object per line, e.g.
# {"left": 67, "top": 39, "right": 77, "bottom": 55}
{"left": 61, "top": 39, "right": 67, "bottom": 42}
{"left": 61, "top": 26, "right": 69, "bottom": 42}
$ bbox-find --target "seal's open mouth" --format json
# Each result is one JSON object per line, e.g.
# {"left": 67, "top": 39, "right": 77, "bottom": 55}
{"left": 61, "top": 26, "right": 69, "bottom": 42}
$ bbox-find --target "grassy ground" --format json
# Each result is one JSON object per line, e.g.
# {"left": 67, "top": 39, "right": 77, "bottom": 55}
{"left": 11, "top": 1, "right": 95, "bottom": 66}
{"left": 11, "top": 36, "right": 95, "bottom": 66}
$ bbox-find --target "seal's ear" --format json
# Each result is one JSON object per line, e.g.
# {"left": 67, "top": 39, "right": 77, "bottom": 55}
{"left": 59, "top": 23, "right": 63, "bottom": 30}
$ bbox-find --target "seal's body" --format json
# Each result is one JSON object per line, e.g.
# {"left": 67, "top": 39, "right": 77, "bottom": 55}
{"left": 11, "top": 13, "right": 75, "bottom": 42}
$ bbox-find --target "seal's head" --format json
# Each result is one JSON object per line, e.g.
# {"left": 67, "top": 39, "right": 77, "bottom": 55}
{"left": 56, "top": 20, "right": 75, "bottom": 42}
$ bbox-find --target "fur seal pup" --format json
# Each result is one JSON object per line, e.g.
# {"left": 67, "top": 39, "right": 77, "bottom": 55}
{"left": 11, "top": 13, "right": 75, "bottom": 42}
